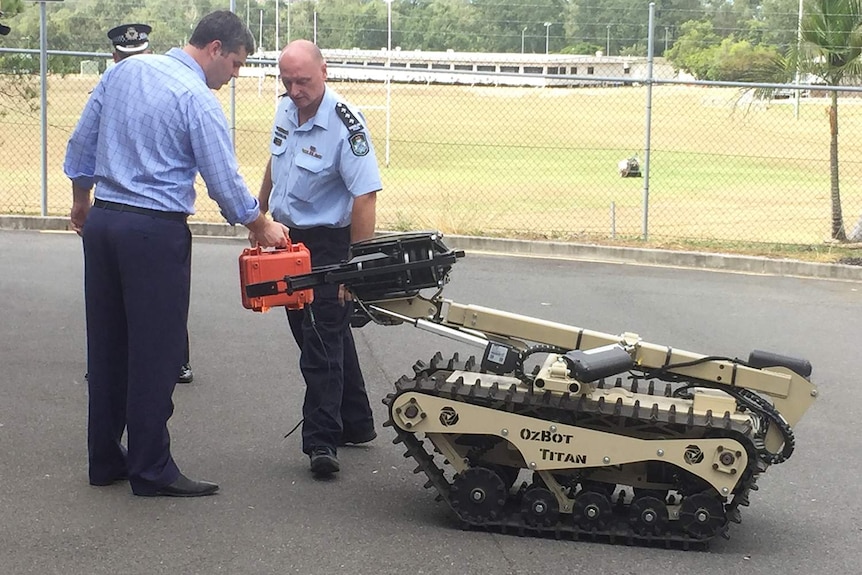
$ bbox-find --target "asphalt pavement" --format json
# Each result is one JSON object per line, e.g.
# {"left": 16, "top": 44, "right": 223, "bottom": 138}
{"left": 1, "top": 229, "right": 860, "bottom": 575}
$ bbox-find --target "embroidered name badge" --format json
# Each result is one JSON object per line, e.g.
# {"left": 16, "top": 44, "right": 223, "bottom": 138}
{"left": 301, "top": 145, "right": 323, "bottom": 159}
{"left": 349, "top": 133, "right": 369, "bottom": 156}
{"left": 273, "top": 126, "right": 288, "bottom": 146}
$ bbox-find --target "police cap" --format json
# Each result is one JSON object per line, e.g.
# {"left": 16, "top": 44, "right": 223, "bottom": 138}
{"left": 107, "top": 23, "right": 151, "bottom": 54}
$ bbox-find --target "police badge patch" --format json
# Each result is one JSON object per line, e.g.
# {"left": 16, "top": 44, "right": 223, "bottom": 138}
{"left": 349, "top": 132, "right": 369, "bottom": 156}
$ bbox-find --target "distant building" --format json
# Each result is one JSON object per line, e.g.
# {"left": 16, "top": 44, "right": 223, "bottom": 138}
{"left": 243, "top": 48, "right": 676, "bottom": 87}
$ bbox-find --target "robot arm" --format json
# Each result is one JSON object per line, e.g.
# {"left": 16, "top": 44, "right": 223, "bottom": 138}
{"left": 242, "top": 231, "right": 816, "bottom": 464}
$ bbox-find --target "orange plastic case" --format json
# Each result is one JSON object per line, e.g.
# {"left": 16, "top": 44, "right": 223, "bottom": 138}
{"left": 239, "top": 243, "right": 314, "bottom": 312}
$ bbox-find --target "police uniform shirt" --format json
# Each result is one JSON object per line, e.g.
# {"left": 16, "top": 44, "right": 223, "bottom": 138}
{"left": 268, "top": 87, "right": 382, "bottom": 229}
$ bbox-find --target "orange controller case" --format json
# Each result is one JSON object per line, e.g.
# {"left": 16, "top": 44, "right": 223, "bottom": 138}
{"left": 239, "top": 243, "right": 314, "bottom": 312}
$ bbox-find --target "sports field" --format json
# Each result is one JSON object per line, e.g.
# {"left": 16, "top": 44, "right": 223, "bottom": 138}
{"left": 3, "top": 74, "right": 862, "bottom": 246}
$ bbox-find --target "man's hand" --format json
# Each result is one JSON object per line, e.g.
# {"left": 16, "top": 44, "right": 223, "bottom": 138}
{"left": 338, "top": 284, "right": 354, "bottom": 306}
{"left": 70, "top": 185, "right": 93, "bottom": 237}
{"left": 248, "top": 218, "right": 290, "bottom": 248}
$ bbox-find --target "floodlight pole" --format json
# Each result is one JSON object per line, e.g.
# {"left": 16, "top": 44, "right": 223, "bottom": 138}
{"left": 544, "top": 22, "right": 551, "bottom": 54}
{"left": 521, "top": 26, "right": 527, "bottom": 54}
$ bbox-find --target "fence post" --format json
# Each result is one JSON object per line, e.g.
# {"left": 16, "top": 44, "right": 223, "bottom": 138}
{"left": 642, "top": 3, "right": 656, "bottom": 241}
{"left": 230, "top": 0, "right": 237, "bottom": 148}
{"left": 39, "top": 2, "right": 48, "bottom": 216}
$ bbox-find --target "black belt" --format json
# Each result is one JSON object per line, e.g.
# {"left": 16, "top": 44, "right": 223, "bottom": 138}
{"left": 93, "top": 199, "right": 187, "bottom": 222}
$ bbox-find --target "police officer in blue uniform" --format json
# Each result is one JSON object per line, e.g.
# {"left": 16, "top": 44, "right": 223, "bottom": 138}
{"left": 255, "top": 39, "right": 381, "bottom": 476}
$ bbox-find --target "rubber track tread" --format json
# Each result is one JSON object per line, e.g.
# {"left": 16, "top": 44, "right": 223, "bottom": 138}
{"left": 383, "top": 355, "right": 764, "bottom": 550}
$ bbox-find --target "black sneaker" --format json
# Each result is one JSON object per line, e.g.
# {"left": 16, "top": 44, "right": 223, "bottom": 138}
{"left": 177, "top": 363, "right": 194, "bottom": 384}
{"left": 309, "top": 446, "right": 340, "bottom": 475}
{"left": 338, "top": 428, "right": 377, "bottom": 447}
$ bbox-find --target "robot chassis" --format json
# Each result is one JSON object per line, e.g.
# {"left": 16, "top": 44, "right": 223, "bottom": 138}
{"left": 245, "top": 231, "right": 818, "bottom": 549}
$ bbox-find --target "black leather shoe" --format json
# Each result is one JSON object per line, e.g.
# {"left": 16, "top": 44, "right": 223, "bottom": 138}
{"left": 177, "top": 363, "right": 194, "bottom": 384}
{"left": 148, "top": 473, "right": 219, "bottom": 497}
{"left": 338, "top": 428, "right": 377, "bottom": 447}
{"left": 310, "top": 446, "right": 340, "bottom": 475}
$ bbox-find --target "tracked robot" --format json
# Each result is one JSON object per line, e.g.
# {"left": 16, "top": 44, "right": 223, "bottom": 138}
{"left": 241, "top": 231, "right": 817, "bottom": 548}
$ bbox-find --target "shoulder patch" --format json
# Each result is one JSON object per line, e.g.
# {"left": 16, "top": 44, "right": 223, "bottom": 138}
{"left": 348, "top": 132, "right": 370, "bottom": 156}
{"left": 335, "top": 102, "right": 365, "bottom": 133}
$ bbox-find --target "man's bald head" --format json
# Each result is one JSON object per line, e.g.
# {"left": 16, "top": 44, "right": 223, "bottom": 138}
{"left": 279, "top": 39, "right": 323, "bottom": 66}
{"left": 278, "top": 40, "right": 327, "bottom": 121}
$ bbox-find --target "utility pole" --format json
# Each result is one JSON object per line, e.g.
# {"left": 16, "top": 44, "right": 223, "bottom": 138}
{"left": 606, "top": 24, "right": 611, "bottom": 55}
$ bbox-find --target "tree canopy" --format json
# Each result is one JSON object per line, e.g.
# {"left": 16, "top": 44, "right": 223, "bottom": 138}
{"left": 0, "top": 0, "right": 823, "bottom": 77}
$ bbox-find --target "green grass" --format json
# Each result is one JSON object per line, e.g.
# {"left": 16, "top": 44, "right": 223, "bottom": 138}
{"left": 3, "top": 75, "right": 862, "bottom": 263}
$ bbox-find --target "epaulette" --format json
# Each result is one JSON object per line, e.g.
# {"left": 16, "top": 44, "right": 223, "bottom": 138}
{"left": 335, "top": 102, "right": 365, "bottom": 133}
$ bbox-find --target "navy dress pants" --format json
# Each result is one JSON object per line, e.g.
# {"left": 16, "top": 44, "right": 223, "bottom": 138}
{"left": 83, "top": 206, "right": 189, "bottom": 494}
{"left": 286, "top": 225, "right": 375, "bottom": 454}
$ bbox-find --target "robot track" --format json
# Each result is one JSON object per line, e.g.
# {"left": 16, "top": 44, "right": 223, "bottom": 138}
{"left": 383, "top": 352, "right": 765, "bottom": 550}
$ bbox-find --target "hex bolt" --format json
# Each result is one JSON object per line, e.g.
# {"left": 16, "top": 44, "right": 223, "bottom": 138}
{"left": 643, "top": 511, "right": 655, "bottom": 523}
{"left": 586, "top": 505, "right": 599, "bottom": 518}
{"left": 719, "top": 452, "right": 735, "bottom": 466}
{"left": 696, "top": 511, "right": 709, "bottom": 523}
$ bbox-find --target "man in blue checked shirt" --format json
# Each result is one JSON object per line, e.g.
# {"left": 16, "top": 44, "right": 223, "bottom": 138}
{"left": 106, "top": 22, "right": 195, "bottom": 386}
{"left": 255, "top": 39, "right": 381, "bottom": 477}
{"left": 64, "top": 10, "right": 290, "bottom": 498}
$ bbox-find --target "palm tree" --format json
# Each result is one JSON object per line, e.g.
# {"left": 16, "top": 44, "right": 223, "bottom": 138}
{"left": 800, "top": 0, "right": 862, "bottom": 241}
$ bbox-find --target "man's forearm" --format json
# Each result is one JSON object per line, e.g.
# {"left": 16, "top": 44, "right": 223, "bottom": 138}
{"left": 350, "top": 191, "right": 377, "bottom": 243}
{"left": 258, "top": 158, "right": 273, "bottom": 215}
{"left": 72, "top": 182, "right": 92, "bottom": 204}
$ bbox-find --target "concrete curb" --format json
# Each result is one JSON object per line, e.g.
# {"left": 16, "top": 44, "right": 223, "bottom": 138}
{"left": 4, "top": 215, "right": 861, "bottom": 282}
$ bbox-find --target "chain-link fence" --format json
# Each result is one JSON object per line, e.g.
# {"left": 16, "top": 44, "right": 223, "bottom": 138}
{"left": 2, "top": 42, "right": 862, "bottom": 248}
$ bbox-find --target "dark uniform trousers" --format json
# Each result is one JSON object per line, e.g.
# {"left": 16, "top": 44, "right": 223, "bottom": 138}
{"left": 83, "top": 205, "right": 190, "bottom": 494}
{"left": 286, "top": 225, "right": 375, "bottom": 454}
